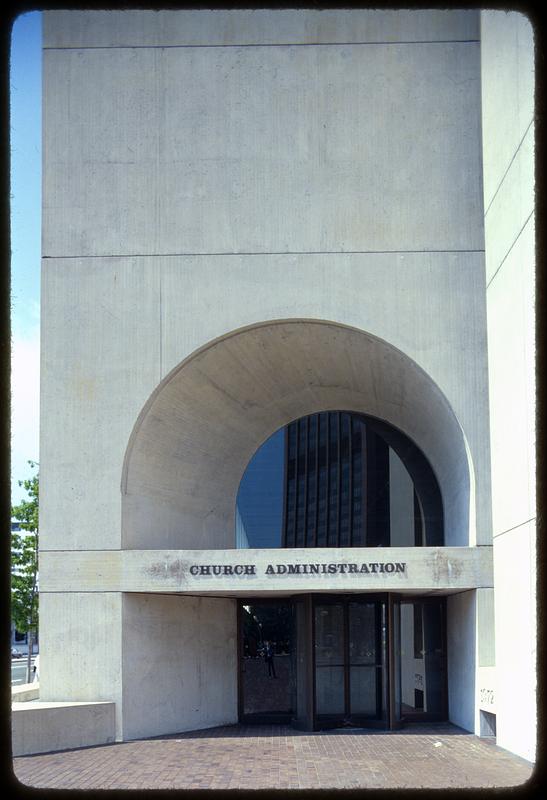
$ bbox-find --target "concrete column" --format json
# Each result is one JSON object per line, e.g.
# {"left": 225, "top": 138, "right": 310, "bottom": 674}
{"left": 447, "top": 591, "right": 476, "bottom": 732}
{"left": 39, "top": 592, "right": 124, "bottom": 740}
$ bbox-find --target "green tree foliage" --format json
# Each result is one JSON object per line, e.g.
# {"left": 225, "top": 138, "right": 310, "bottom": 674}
{"left": 11, "top": 462, "right": 39, "bottom": 679}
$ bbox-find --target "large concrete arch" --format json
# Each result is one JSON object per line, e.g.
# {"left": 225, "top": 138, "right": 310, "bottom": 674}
{"left": 121, "top": 319, "right": 475, "bottom": 549}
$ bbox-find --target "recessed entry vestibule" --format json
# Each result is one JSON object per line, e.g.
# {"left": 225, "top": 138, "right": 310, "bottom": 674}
{"left": 239, "top": 594, "right": 448, "bottom": 731}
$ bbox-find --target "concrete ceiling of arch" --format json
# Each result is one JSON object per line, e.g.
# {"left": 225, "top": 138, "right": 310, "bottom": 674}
{"left": 122, "top": 320, "right": 471, "bottom": 550}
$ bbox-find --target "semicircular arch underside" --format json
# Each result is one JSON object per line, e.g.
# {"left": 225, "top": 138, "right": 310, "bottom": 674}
{"left": 122, "top": 320, "right": 473, "bottom": 550}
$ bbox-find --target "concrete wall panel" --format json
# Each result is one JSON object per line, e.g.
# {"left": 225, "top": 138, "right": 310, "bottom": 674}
{"left": 40, "top": 258, "right": 161, "bottom": 550}
{"left": 486, "top": 218, "right": 535, "bottom": 536}
{"left": 44, "top": 9, "right": 479, "bottom": 49}
{"left": 480, "top": 12, "right": 534, "bottom": 209}
{"left": 121, "top": 594, "right": 237, "bottom": 740}
{"left": 484, "top": 126, "right": 534, "bottom": 284}
{"left": 43, "top": 40, "right": 483, "bottom": 258}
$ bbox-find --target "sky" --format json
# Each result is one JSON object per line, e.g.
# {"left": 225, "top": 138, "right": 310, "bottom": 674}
{"left": 10, "top": 11, "right": 42, "bottom": 506}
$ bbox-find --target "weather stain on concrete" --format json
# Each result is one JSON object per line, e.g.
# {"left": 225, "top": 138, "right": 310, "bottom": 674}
{"left": 426, "top": 551, "right": 463, "bottom": 584}
{"left": 144, "top": 560, "right": 187, "bottom": 583}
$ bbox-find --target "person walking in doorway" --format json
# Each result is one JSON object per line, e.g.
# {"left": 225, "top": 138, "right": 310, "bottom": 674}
{"left": 264, "top": 640, "right": 276, "bottom": 678}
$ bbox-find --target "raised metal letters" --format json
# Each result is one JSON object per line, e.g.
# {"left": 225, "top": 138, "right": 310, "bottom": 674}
{"left": 188, "top": 561, "right": 406, "bottom": 577}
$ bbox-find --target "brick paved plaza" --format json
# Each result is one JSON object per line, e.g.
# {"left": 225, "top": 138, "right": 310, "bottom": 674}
{"left": 13, "top": 723, "right": 534, "bottom": 790}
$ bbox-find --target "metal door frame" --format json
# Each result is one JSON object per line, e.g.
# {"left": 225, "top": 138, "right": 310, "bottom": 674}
{"left": 389, "top": 594, "right": 449, "bottom": 724}
{"left": 237, "top": 593, "right": 448, "bottom": 730}
{"left": 311, "top": 593, "right": 389, "bottom": 730}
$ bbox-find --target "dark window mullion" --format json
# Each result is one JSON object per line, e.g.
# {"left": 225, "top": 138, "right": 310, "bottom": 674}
{"left": 313, "top": 415, "right": 319, "bottom": 547}
{"left": 349, "top": 415, "right": 354, "bottom": 546}
{"left": 292, "top": 424, "right": 299, "bottom": 547}
{"left": 375, "top": 602, "right": 383, "bottom": 718}
{"left": 283, "top": 425, "right": 295, "bottom": 547}
{"left": 344, "top": 600, "right": 350, "bottom": 718}
{"left": 363, "top": 423, "right": 368, "bottom": 547}
{"left": 325, "top": 413, "right": 330, "bottom": 546}
{"left": 282, "top": 427, "right": 288, "bottom": 546}
{"left": 337, "top": 412, "right": 342, "bottom": 548}
{"left": 327, "top": 412, "right": 339, "bottom": 548}
{"left": 303, "top": 415, "right": 309, "bottom": 547}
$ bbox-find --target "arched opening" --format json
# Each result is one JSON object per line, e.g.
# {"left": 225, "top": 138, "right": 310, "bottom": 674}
{"left": 121, "top": 319, "right": 474, "bottom": 550}
{"left": 236, "top": 411, "right": 443, "bottom": 549}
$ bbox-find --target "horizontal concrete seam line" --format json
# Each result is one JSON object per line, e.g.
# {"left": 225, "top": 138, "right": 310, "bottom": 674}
{"left": 123, "top": 591, "right": 240, "bottom": 599}
{"left": 40, "top": 588, "right": 489, "bottom": 596}
{"left": 445, "top": 588, "right": 486, "bottom": 597}
{"left": 42, "top": 249, "right": 486, "bottom": 260}
{"left": 483, "top": 117, "right": 534, "bottom": 218}
{"left": 492, "top": 517, "right": 536, "bottom": 539}
{"left": 485, "top": 209, "right": 534, "bottom": 290}
{"left": 40, "top": 546, "right": 485, "bottom": 552}
{"left": 40, "top": 549, "right": 122, "bottom": 552}
{"left": 43, "top": 40, "right": 481, "bottom": 51}
{"left": 39, "top": 589, "right": 123, "bottom": 593}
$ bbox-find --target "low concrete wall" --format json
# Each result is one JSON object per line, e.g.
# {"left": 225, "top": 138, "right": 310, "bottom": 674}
{"left": 12, "top": 683, "right": 39, "bottom": 702}
{"left": 12, "top": 700, "right": 116, "bottom": 756}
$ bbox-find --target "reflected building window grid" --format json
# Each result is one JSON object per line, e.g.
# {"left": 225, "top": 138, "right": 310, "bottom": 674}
{"left": 236, "top": 411, "right": 443, "bottom": 549}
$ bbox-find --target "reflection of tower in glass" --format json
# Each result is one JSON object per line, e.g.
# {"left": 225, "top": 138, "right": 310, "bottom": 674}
{"left": 397, "top": 601, "right": 445, "bottom": 717}
{"left": 282, "top": 411, "right": 422, "bottom": 548}
{"left": 400, "top": 603, "right": 425, "bottom": 712}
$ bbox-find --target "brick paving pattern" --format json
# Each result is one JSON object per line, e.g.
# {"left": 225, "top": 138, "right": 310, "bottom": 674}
{"left": 13, "top": 724, "right": 534, "bottom": 790}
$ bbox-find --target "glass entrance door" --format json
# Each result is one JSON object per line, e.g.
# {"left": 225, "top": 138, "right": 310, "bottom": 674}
{"left": 348, "top": 600, "right": 385, "bottom": 718}
{"left": 238, "top": 594, "right": 447, "bottom": 730}
{"left": 239, "top": 601, "right": 294, "bottom": 722}
{"left": 392, "top": 597, "right": 448, "bottom": 722}
{"left": 314, "top": 597, "right": 388, "bottom": 727}
{"left": 314, "top": 602, "right": 345, "bottom": 716}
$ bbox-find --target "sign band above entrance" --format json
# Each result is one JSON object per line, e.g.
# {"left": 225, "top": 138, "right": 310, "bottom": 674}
{"left": 39, "top": 547, "right": 494, "bottom": 594}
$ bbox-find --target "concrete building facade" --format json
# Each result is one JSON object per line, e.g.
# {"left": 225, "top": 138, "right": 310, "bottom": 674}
{"left": 21, "top": 8, "right": 535, "bottom": 763}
